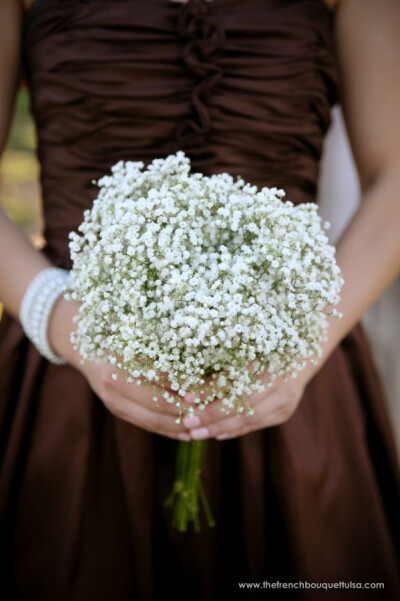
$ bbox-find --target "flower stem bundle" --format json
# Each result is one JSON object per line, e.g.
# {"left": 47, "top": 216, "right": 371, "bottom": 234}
{"left": 164, "top": 440, "right": 215, "bottom": 532}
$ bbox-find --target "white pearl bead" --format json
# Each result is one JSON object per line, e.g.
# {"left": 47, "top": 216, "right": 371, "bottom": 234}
{"left": 20, "top": 267, "right": 71, "bottom": 365}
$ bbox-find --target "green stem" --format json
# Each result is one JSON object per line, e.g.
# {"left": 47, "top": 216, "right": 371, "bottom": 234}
{"left": 164, "top": 440, "right": 215, "bottom": 532}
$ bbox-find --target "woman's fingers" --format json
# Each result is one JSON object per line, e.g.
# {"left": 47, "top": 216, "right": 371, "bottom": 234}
{"left": 102, "top": 392, "right": 191, "bottom": 441}
{"left": 95, "top": 365, "right": 195, "bottom": 417}
{"left": 182, "top": 380, "right": 274, "bottom": 429}
{"left": 106, "top": 374, "right": 179, "bottom": 416}
{"left": 215, "top": 401, "right": 299, "bottom": 440}
{"left": 185, "top": 380, "right": 303, "bottom": 440}
{"left": 182, "top": 396, "right": 258, "bottom": 430}
{"left": 81, "top": 361, "right": 193, "bottom": 438}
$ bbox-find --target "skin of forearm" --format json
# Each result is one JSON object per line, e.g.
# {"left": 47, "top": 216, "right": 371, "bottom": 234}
{"left": 0, "top": 205, "right": 82, "bottom": 368}
{"left": 0, "top": 207, "right": 52, "bottom": 320}
{"left": 319, "top": 163, "right": 400, "bottom": 364}
{"left": 0, "top": 3, "right": 50, "bottom": 322}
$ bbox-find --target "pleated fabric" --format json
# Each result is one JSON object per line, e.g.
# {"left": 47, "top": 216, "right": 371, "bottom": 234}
{"left": 1, "top": 1, "right": 399, "bottom": 600}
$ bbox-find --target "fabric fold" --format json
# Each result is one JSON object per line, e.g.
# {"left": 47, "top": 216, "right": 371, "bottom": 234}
{"left": 175, "top": 0, "right": 224, "bottom": 145}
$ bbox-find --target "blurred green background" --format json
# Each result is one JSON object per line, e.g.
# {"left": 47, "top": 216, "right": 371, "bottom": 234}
{"left": 0, "top": 89, "right": 43, "bottom": 244}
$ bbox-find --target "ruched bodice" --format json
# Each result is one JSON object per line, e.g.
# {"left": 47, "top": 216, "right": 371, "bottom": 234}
{"left": 25, "top": 0, "right": 337, "bottom": 263}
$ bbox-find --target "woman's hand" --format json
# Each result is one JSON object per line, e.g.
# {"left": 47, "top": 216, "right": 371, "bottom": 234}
{"left": 48, "top": 296, "right": 192, "bottom": 441}
{"left": 80, "top": 361, "right": 192, "bottom": 441}
{"left": 181, "top": 366, "right": 316, "bottom": 441}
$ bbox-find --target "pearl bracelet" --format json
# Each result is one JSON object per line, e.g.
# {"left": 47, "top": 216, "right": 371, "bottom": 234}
{"left": 19, "top": 267, "right": 71, "bottom": 365}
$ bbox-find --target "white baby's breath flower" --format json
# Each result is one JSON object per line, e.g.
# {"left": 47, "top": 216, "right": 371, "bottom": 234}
{"left": 68, "top": 152, "right": 344, "bottom": 416}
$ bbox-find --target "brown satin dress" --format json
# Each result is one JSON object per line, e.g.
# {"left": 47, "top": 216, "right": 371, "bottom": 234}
{"left": 0, "top": 1, "right": 399, "bottom": 600}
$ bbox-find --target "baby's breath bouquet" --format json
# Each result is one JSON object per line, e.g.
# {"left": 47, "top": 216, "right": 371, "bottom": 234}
{"left": 68, "top": 152, "right": 343, "bottom": 531}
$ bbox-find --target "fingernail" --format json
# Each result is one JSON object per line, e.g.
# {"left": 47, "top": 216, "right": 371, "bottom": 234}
{"left": 216, "top": 433, "right": 228, "bottom": 440}
{"left": 183, "top": 415, "right": 201, "bottom": 429}
{"left": 178, "top": 432, "right": 191, "bottom": 442}
{"left": 191, "top": 427, "right": 209, "bottom": 440}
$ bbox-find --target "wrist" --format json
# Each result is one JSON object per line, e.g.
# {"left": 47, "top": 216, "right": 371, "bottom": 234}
{"left": 48, "top": 297, "right": 82, "bottom": 369}
{"left": 19, "top": 267, "right": 71, "bottom": 365}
